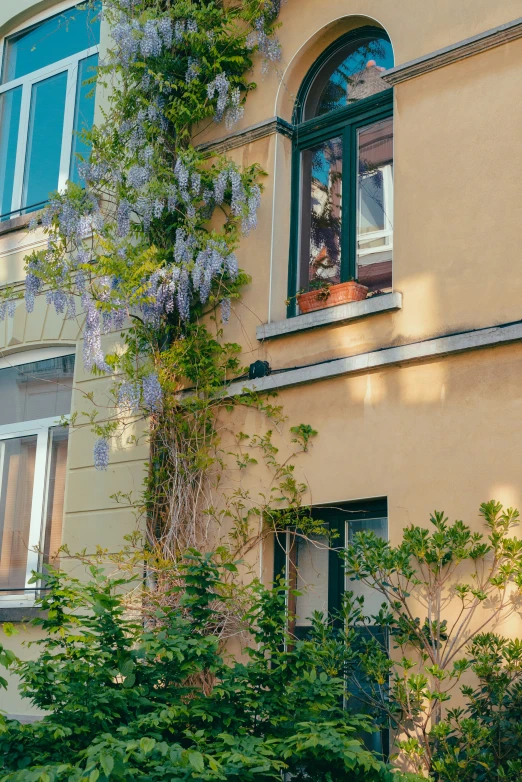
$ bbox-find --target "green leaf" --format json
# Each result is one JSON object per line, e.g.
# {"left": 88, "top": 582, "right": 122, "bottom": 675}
{"left": 140, "top": 737, "right": 156, "bottom": 755}
{"left": 99, "top": 752, "right": 114, "bottom": 777}
{"left": 122, "top": 673, "right": 136, "bottom": 688}
{"left": 188, "top": 751, "right": 205, "bottom": 772}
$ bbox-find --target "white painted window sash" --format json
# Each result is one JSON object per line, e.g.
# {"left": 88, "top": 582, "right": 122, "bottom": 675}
{"left": 1, "top": 45, "right": 98, "bottom": 218}
{"left": 0, "top": 46, "right": 98, "bottom": 95}
{"left": 24, "top": 429, "right": 50, "bottom": 591}
{"left": 0, "top": 416, "right": 70, "bottom": 607}
{"left": 0, "top": 416, "right": 69, "bottom": 440}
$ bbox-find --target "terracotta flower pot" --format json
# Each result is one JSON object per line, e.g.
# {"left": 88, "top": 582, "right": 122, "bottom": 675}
{"left": 297, "top": 281, "right": 368, "bottom": 314}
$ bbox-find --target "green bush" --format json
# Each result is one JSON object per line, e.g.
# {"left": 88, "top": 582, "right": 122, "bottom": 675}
{"left": 0, "top": 552, "right": 411, "bottom": 782}
{"left": 431, "top": 633, "right": 522, "bottom": 781}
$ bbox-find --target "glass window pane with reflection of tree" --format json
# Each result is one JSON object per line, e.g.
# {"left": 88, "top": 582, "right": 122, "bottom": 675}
{"left": 356, "top": 118, "right": 393, "bottom": 294}
{"left": 300, "top": 137, "right": 343, "bottom": 291}
{"left": 304, "top": 35, "right": 394, "bottom": 120}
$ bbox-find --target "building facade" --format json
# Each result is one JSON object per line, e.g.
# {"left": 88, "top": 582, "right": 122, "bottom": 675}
{"left": 2, "top": 0, "right": 522, "bottom": 720}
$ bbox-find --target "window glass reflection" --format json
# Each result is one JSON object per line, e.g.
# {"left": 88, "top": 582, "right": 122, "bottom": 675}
{"left": 1, "top": 2, "right": 101, "bottom": 83}
{"left": 295, "top": 534, "right": 329, "bottom": 627}
{"left": 300, "top": 137, "right": 343, "bottom": 291}
{"left": 356, "top": 118, "right": 393, "bottom": 294}
{"left": 22, "top": 72, "right": 68, "bottom": 212}
{"left": 0, "top": 87, "right": 22, "bottom": 219}
{"left": 42, "top": 428, "right": 69, "bottom": 574}
{"left": 0, "top": 435, "right": 37, "bottom": 593}
{"left": 304, "top": 35, "right": 394, "bottom": 119}
{"left": 70, "top": 54, "right": 99, "bottom": 184}
{"left": 0, "top": 356, "right": 75, "bottom": 427}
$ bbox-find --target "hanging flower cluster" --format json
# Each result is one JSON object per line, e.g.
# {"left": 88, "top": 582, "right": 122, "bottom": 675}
{"left": 8, "top": 0, "right": 282, "bottom": 470}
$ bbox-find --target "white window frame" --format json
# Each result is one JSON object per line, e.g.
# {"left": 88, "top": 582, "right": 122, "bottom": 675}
{"left": 0, "top": 351, "right": 74, "bottom": 608}
{"left": 356, "top": 164, "right": 394, "bottom": 262}
{"left": 0, "top": 1, "right": 99, "bottom": 219}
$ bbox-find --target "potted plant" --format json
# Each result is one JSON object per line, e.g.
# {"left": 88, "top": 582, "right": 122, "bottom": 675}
{"left": 296, "top": 277, "right": 368, "bottom": 314}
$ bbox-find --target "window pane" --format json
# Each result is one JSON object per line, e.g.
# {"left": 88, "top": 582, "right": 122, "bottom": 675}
{"left": 0, "top": 435, "right": 37, "bottom": 594}
{"left": 0, "top": 87, "right": 22, "bottom": 220}
{"left": 70, "top": 53, "right": 98, "bottom": 184}
{"left": 300, "top": 136, "right": 343, "bottom": 291}
{"left": 356, "top": 118, "right": 393, "bottom": 295}
{"left": 295, "top": 534, "right": 329, "bottom": 626}
{"left": 304, "top": 34, "right": 393, "bottom": 119}
{"left": 42, "top": 428, "right": 69, "bottom": 573}
{"left": 1, "top": 2, "right": 101, "bottom": 83}
{"left": 0, "top": 355, "right": 75, "bottom": 427}
{"left": 346, "top": 517, "right": 388, "bottom": 618}
{"left": 22, "top": 71, "right": 68, "bottom": 212}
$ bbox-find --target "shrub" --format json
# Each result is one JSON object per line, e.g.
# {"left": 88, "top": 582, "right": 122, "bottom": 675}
{"left": 431, "top": 633, "right": 522, "bottom": 781}
{"left": 0, "top": 552, "right": 412, "bottom": 782}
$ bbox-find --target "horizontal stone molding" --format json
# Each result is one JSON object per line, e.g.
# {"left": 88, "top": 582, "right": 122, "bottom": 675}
{"left": 257, "top": 292, "right": 402, "bottom": 340}
{"left": 383, "top": 16, "right": 522, "bottom": 86}
{"left": 197, "top": 116, "right": 293, "bottom": 155}
{"left": 227, "top": 320, "right": 522, "bottom": 396}
{"left": 5, "top": 713, "right": 42, "bottom": 723}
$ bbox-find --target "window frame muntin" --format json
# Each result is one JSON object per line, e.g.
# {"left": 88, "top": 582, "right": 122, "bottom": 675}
{"left": 0, "top": 2, "right": 99, "bottom": 220}
{"left": 0, "top": 356, "right": 74, "bottom": 609}
{"left": 288, "top": 27, "right": 394, "bottom": 319}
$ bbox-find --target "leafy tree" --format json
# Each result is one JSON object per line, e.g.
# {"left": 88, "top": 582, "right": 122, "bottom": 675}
{"left": 0, "top": 552, "right": 415, "bottom": 782}
{"left": 342, "top": 501, "right": 522, "bottom": 775}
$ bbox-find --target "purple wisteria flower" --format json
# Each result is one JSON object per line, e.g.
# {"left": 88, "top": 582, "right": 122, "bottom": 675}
{"left": 117, "top": 198, "right": 131, "bottom": 237}
{"left": 142, "top": 372, "right": 162, "bottom": 411}
{"left": 207, "top": 73, "right": 230, "bottom": 121}
{"left": 220, "top": 297, "right": 231, "bottom": 323}
{"left": 118, "top": 380, "right": 141, "bottom": 412}
{"left": 83, "top": 296, "right": 109, "bottom": 372}
{"left": 25, "top": 272, "right": 42, "bottom": 313}
{"left": 140, "top": 19, "right": 162, "bottom": 58}
{"left": 94, "top": 438, "right": 109, "bottom": 471}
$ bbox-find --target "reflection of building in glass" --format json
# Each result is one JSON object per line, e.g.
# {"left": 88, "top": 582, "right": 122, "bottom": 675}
{"left": 308, "top": 139, "right": 343, "bottom": 285}
{"left": 302, "top": 58, "right": 393, "bottom": 294}
{"left": 349, "top": 60, "right": 389, "bottom": 102}
{"left": 357, "top": 116, "right": 393, "bottom": 294}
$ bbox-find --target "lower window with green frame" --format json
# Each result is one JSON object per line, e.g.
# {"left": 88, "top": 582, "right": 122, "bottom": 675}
{"left": 273, "top": 497, "right": 389, "bottom": 756}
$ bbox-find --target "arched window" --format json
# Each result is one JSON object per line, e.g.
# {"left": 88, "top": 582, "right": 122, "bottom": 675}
{"left": 288, "top": 27, "right": 394, "bottom": 315}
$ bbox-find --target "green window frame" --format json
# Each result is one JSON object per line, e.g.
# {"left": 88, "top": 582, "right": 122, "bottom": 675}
{"left": 273, "top": 498, "right": 390, "bottom": 756}
{"left": 273, "top": 497, "right": 388, "bottom": 628}
{"left": 287, "top": 27, "right": 394, "bottom": 317}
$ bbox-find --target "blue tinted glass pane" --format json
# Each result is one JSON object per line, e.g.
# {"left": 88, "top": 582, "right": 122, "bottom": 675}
{"left": 305, "top": 34, "right": 394, "bottom": 119}
{"left": 70, "top": 53, "right": 98, "bottom": 184}
{"left": 0, "top": 87, "right": 22, "bottom": 219}
{"left": 22, "top": 71, "right": 67, "bottom": 211}
{"left": 1, "top": 1, "right": 101, "bottom": 83}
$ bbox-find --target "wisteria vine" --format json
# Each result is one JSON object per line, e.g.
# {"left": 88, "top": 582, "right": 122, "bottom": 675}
{"left": 3, "top": 0, "right": 282, "bottom": 497}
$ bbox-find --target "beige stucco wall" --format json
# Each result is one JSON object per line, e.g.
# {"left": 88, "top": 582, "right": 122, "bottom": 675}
{"left": 2, "top": 0, "right": 522, "bottom": 717}
{"left": 0, "top": 0, "right": 141, "bottom": 718}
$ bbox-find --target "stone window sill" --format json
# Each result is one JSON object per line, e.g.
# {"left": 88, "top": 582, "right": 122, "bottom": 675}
{"left": 0, "top": 606, "right": 46, "bottom": 622}
{"left": 0, "top": 209, "right": 45, "bottom": 237}
{"left": 256, "top": 291, "right": 402, "bottom": 340}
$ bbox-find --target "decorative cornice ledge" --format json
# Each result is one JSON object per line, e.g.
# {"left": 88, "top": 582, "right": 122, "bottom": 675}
{"left": 196, "top": 116, "right": 293, "bottom": 155}
{"left": 383, "top": 16, "right": 522, "bottom": 86}
{"left": 225, "top": 320, "right": 522, "bottom": 396}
